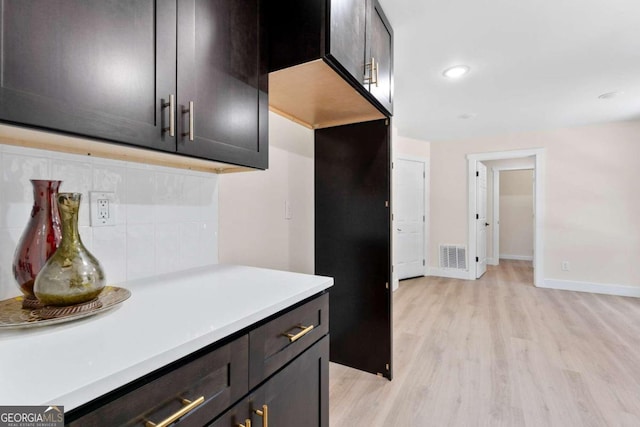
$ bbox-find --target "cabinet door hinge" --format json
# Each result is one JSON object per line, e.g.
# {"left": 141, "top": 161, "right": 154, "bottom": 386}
{"left": 385, "top": 200, "right": 389, "bottom": 208}
{"left": 476, "top": 257, "right": 479, "bottom": 262}
{"left": 385, "top": 282, "right": 389, "bottom": 289}
{"left": 476, "top": 171, "right": 479, "bottom": 177}
{"left": 386, "top": 363, "right": 390, "bottom": 371}
{"left": 476, "top": 214, "right": 479, "bottom": 219}
{"left": 385, "top": 119, "right": 389, "bottom": 126}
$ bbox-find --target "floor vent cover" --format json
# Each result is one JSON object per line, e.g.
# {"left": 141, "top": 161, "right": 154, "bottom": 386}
{"left": 439, "top": 245, "right": 467, "bottom": 270}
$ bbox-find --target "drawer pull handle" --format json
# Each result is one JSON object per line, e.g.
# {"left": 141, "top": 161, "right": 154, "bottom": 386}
{"left": 238, "top": 420, "right": 251, "bottom": 427}
{"left": 284, "top": 324, "right": 314, "bottom": 342}
{"left": 145, "top": 396, "right": 205, "bottom": 427}
{"left": 255, "top": 404, "right": 268, "bottom": 427}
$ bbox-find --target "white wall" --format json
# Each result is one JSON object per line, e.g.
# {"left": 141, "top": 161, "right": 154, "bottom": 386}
{"left": 499, "top": 169, "right": 534, "bottom": 259}
{"left": 218, "top": 112, "right": 314, "bottom": 274}
{"left": 0, "top": 143, "right": 219, "bottom": 300}
{"left": 429, "top": 119, "right": 640, "bottom": 289}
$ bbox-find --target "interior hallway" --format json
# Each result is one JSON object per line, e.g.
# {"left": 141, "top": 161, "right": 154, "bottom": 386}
{"left": 329, "top": 260, "right": 640, "bottom": 426}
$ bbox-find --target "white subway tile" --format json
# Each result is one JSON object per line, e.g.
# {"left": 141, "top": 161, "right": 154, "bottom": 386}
{"left": 125, "top": 166, "right": 155, "bottom": 224}
{"left": 0, "top": 143, "right": 219, "bottom": 285}
{"left": 126, "top": 224, "right": 156, "bottom": 281}
{"left": 0, "top": 228, "right": 23, "bottom": 300}
{"left": 178, "top": 222, "right": 201, "bottom": 270}
{"left": 155, "top": 223, "right": 180, "bottom": 275}
{"left": 198, "top": 222, "right": 218, "bottom": 266}
{"left": 92, "top": 225, "right": 127, "bottom": 285}
{"left": 1, "top": 153, "right": 50, "bottom": 229}
{"left": 200, "top": 175, "right": 219, "bottom": 223}
{"left": 154, "top": 172, "right": 186, "bottom": 224}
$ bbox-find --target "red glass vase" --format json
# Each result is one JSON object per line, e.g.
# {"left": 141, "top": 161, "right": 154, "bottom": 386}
{"left": 12, "top": 180, "right": 63, "bottom": 304}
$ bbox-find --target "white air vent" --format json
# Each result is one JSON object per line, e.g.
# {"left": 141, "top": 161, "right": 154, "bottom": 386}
{"left": 439, "top": 245, "right": 467, "bottom": 270}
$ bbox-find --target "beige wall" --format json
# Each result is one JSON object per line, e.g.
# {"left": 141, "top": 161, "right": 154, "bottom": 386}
{"left": 429, "top": 119, "right": 640, "bottom": 287}
{"left": 219, "top": 112, "right": 314, "bottom": 274}
{"left": 499, "top": 169, "right": 534, "bottom": 259}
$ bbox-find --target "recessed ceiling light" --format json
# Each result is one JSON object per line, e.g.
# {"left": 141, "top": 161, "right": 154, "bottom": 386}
{"left": 598, "top": 91, "right": 623, "bottom": 99}
{"left": 458, "top": 113, "right": 476, "bottom": 119}
{"left": 443, "top": 65, "right": 470, "bottom": 79}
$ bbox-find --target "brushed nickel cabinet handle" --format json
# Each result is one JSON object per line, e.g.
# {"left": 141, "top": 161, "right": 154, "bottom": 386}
{"left": 255, "top": 404, "right": 268, "bottom": 427}
{"left": 162, "top": 94, "right": 174, "bottom": 137}
{"left": 144, "top": 396, "right": 204, "bottom": 427}
{"left": 283, "top": 324, "right": 314, "bottom": 342}
{"left": 182, "top": 101, "right": 194, "bottom": 141}
{"left": 374, "top": 58, "right": 379, "bottom": 87}
{"left": 364, "top": 57, "right": 378, "bottom": 87}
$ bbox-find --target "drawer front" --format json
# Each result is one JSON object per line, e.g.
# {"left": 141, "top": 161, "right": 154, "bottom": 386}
{"left": 67, "top": 335, "right": 248, "bottom": 427}
{"left": 249, "top": 292, "right": 329, "bottom": 388}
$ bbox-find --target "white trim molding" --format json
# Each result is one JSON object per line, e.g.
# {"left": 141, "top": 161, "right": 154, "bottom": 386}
{"left": 428, "top": 268, "right": 473, "bottom": 280}
{"left": 500, "top": 255, "right": 533, "bottom": 261}
{"left": 540, "top": 279, "right": 640, "bottom": 298}
{"left": 467, "top": 148, "right": 545, "bottom": 286}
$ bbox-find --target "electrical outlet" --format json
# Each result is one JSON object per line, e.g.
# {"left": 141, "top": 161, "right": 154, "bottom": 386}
{"left": 90, "top": 192, "right": 116, "bottom": 227}
{"left": 561, "top": 261, "right": 570, "bottom": 271}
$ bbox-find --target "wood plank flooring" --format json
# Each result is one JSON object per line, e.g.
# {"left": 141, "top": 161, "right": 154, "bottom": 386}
{"left": 329, "top": 260, "right": 640, "bottom": 426}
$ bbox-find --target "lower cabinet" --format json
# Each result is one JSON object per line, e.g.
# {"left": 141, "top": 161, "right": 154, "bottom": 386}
{"left": 64, "top": 292, "right": 329, "bottom": 426}
{"left": 209, "top": 335, "right": 329, "bottom": 427}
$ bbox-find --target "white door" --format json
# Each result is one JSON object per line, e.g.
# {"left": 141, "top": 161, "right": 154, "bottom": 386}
{"left": 395, "top": 158, "right": 425, "bottom": 279}
{"left": 476, "top": 162, "right": 488, "bottom": 278}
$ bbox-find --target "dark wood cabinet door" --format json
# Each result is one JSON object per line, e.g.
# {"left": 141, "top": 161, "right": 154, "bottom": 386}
{"left": 0, "top": 0, "right": 176, "bottom": 151}
{"left": 208, "top": 336, "right": 329, "bottom": 427}
{"left": 315, "top": 119, "right": 392, "bottom": 379}
{"left": 328, "top": 0, "right": 367, "bottom": 86}
{"left": 177, "top": 0, "right": 268, "bottom": 169}
{"left": 366, "top": 0, "right": 393, "bottom": 114}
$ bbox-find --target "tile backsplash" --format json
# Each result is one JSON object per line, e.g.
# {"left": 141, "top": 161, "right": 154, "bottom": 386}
{"left": 0, "top": 143, "right": 219, "bottom": 300}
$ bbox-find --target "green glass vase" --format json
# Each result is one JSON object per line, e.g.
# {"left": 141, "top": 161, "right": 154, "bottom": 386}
{"left": 34, "top": 193, "right": 106, "bottom": 306}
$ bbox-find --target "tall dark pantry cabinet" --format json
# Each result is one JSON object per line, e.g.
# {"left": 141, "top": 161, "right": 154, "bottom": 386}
{"left": 315, "top": 119, "right": 392, "bottom": 379}
{"left": 268, "top": 0, "right": 394, "bottom": 379}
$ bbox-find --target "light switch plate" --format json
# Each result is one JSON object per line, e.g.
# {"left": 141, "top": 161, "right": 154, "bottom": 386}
{"left": 90, "top": 191, "right": 116, "bottom": 227}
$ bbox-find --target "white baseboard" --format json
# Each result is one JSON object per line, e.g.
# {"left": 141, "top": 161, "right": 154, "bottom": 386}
{"left": 428, "top": 267, "right": 472, "bottom": 280}
{"left": 499, "top": 254, "right": 533, "bottom": 261}
{"left": 540, "top": 278, "right": 640, "bottom": 298}
{"left": 487, "top": 257, "right": 499, "bottom": 266}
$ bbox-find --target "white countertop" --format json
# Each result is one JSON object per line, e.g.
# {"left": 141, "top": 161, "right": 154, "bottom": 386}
{"left": 0, "top": 264, "right": 333, "bottom": 411}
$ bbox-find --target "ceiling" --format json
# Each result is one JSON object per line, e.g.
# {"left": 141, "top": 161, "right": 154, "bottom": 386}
{"left": 377, "top": 0, "right": 640, "bottom": 142}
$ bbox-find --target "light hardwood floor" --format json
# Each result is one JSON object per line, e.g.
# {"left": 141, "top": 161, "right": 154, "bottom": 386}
{"left": 329, "top": 260, "right": 640, "bottom": 426}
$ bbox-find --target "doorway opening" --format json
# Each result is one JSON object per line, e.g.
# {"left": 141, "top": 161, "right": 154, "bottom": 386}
{"left": 467, "top": 149, "right": 544, "bottom": 285}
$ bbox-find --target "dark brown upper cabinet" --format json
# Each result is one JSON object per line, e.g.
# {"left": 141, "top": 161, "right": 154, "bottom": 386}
{"left": 267, "top": 0, "right": 393, "bottom": 116}
{"left": 0, "top": 0, "right": 267, "bottom": 170}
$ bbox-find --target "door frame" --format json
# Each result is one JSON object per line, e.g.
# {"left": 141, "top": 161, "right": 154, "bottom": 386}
{"left": 466, "top": 148, "right": 545, "bottom": 286}
{"left": 392, "top": 155, "right": 429, "bottom": 290}
{"left": 491, "top": 166, "right": 535, "bottom": 265}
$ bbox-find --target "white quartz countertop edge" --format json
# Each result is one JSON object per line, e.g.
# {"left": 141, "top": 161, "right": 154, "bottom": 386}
{"left": 0, "top": 264, "right": 333, "bottom": 411}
